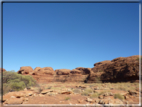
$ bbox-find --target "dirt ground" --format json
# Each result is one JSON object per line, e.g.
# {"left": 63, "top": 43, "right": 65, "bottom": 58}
{"left": 2, "top": 82, "right": 142, "bottom": 106}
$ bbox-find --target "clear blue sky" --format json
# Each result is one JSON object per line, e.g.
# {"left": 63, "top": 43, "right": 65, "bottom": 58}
{"left": 3, "top": 3, "right": 139, "bottom": 72}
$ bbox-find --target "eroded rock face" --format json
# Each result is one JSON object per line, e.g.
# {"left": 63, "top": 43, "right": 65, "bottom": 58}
{"left": 32, "top": 67, "right": 55, "bottom": 83}
{"left": 70, "top": 69, "right": 82, "bottom": 74}
{"left": 33, "top": 67, "right": 55, "bottom": 75}
{"left": 75, "top": 67, "right": 92, "bottom": 75}
{"left": 92, "top": 60, "right": 113, "bottom": 73}
{"left": 55, "top": 69, "right": 71, "bottom": 75}
{"left": 17, "top": 66, "right": 55, "bottom": 83}
{"left": 91, "top": 55, "right": 141, "bottom": 82}
{"left": 54, "top": 68, "right": 90, "bottom": 82}
{"left": 16, "top": 55, "right": 141, "bottom": 83}
{"left": 17, "top": 66, "right": 33, "bottom": 75}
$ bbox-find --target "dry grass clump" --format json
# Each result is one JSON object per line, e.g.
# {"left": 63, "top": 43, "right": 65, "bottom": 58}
{"left": 33, "top": 87, "right": 43, "bottom": 93}
{"left": 113, "top": 83, "right": 137, "bottom": 91}
{"left": 81, "top": 91, "right": 90, "bottom": 96}
{"left": 73, "top": 89, "right": 81, "bottom": 94}
{"left": 90, "top": 93, "right": 99, "bottom": 98}
{"left": 81, "top": 88, "right": 93, "bottom": 96}
{"left": 84, "top": 88, "right": 93, "bottom": 93}
{"left": 65, "top": 97, "right": 71, "bottom": 100}
{"left": 114, "top": 93, "right": 124, "bottom": 100}
{"left": 98, "top": 90, "right": 110, "bottom": 95}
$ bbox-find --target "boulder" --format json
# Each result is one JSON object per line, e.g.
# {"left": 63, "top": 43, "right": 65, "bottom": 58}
{"left": 17, "top": 66, "right": 33, "bottom": 74}
{"left": 41, "top": 90, "right": 50, "bottom": 94}
{"left": 40, "top": 67, "right": 55, "bottom": 75}
{"left": 128, "top": 90, "right": 139, "bottom": 96}
{"left": 60, "top": 91, "right": 72, "bottom": 94}
{"left": 86, "top": 98, "right": 93, "bottom": 103}
{"left": 33, "top": 67, "right": 55, "bottom": 75}
{"left": 55, "top": 69, "right": 71, "bottom": 75}
{"left": 5, "top": 98, "right": 24, "bottom": 104}
{"left": 34, "top": 67, "right": 41, "bottom": 72}
{"left": 3, "top": 92, "right": 24, "bottom": 102}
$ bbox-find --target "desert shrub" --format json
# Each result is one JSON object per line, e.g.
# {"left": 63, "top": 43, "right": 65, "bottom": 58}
{"left": 3, "top": 70, "right": 38, "bottom": 94}
{"left": 3, "top": 71, "right": 22, "bottom": 83}
{"left": 98, "top": 90, "right": 110, "bottom": 96}
{"left": 65, "top": 97, "right": 70, "bottom": 100}
{"left": 9, "top": 81, "right": 26, "bottom": 91}
{"left": 95, "top": 77, "right": 102, "bottom": 83}
{"left": 81, "top": 91, "right": 89, "bottom": 96}
{"left": 114, "top": 93, "right": 124, "bottom": 100}
{"left": 81, "top": 88, "right": 93, "bottom": 96}
{"left": 84, "top": 88, "right": 93, "bottom": 93}
{"left": 90, "top": 93, "right": 99, "bottom": 98}
{"left": 3, "top": 83, "right": 11, "bottom": 95}
{"left": 73, "top": 89, "right": 81, "bottom": 94}
{"left": 117, "top": 87, "right": 129, "bottom": 91}
{"left": 21, "top": 75, "right": 37, "bottom": 87}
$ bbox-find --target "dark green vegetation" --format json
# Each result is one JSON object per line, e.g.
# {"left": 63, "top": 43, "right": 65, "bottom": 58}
{"left": 2, "top": 71, "right": 38, "bottom": 95}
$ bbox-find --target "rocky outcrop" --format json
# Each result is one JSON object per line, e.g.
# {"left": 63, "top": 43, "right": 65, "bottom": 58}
{"left": 16, "top": 55, "right": 141, "bottom": 83}
{"left": 70, "top": 69, "right": 82, "bottom": 74}
{"left": 17, "top": 66, "right": 33, "bottom": 75}
{"left": 92, "top": 60, "right": 113, "bottom": 73}
{"left": 75, "top": 67, "right": 92, "bottom": 75}
{"left": 33, "top": 67, "right": 55, "bottom": 75}
{"left": 17, "top": 66, "right": 55, "bottom": 83}
{"left": 55, "top": 69, "right": 71, "bottom": 75}
{"left": 32, "top": 67, "right": 55, "bottom": 83}
{"left": 90, "top": 55, "right": 141, "bottom": 82}
{"left": 54, "top": 68, "right": 90, "bottom": 82}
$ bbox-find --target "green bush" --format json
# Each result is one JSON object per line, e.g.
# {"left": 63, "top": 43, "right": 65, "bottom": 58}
{"left": 10, "top": 81, "right": 26, "bottom": 91}
{"left": 3, "top": 71, "right": 22, "bottom": 83}
{"left": 2, "top": 70, "right": 38, "bottom": 94}
{"left": 21, "top": 75, "right": 37, "bottom": 87}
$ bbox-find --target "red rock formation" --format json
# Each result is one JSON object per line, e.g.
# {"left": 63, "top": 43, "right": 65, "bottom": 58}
{"left": 32, "top": 67, "right": 55, "bottom": 83}
{"left": 75, "top": 67, "right": 92, "bottom": 75}
{"left": 55, "top": 69, "right": 71, "bottom": 75}
{"left": 70, "top": 69, "right": 82, "bottom": 74}
{"left": 54, "top": 68, "right": 89, "bottom": 82}
{"left": 0, "top": 68, "right": 6, "bottom": 73}
{"left": 88, "top": 55, "right": 141, "bottom": 83}
{"left": 17, "top": 66, "right": 33, "bottom": 75}
{"left": 17, "top": 66, "right": 55, "bottom": 83}
{"left": 16, "top": 55, "right": 141, "bottom": 83}
{"left": 33, "top": 67, "right": 55, "bottom": 75}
